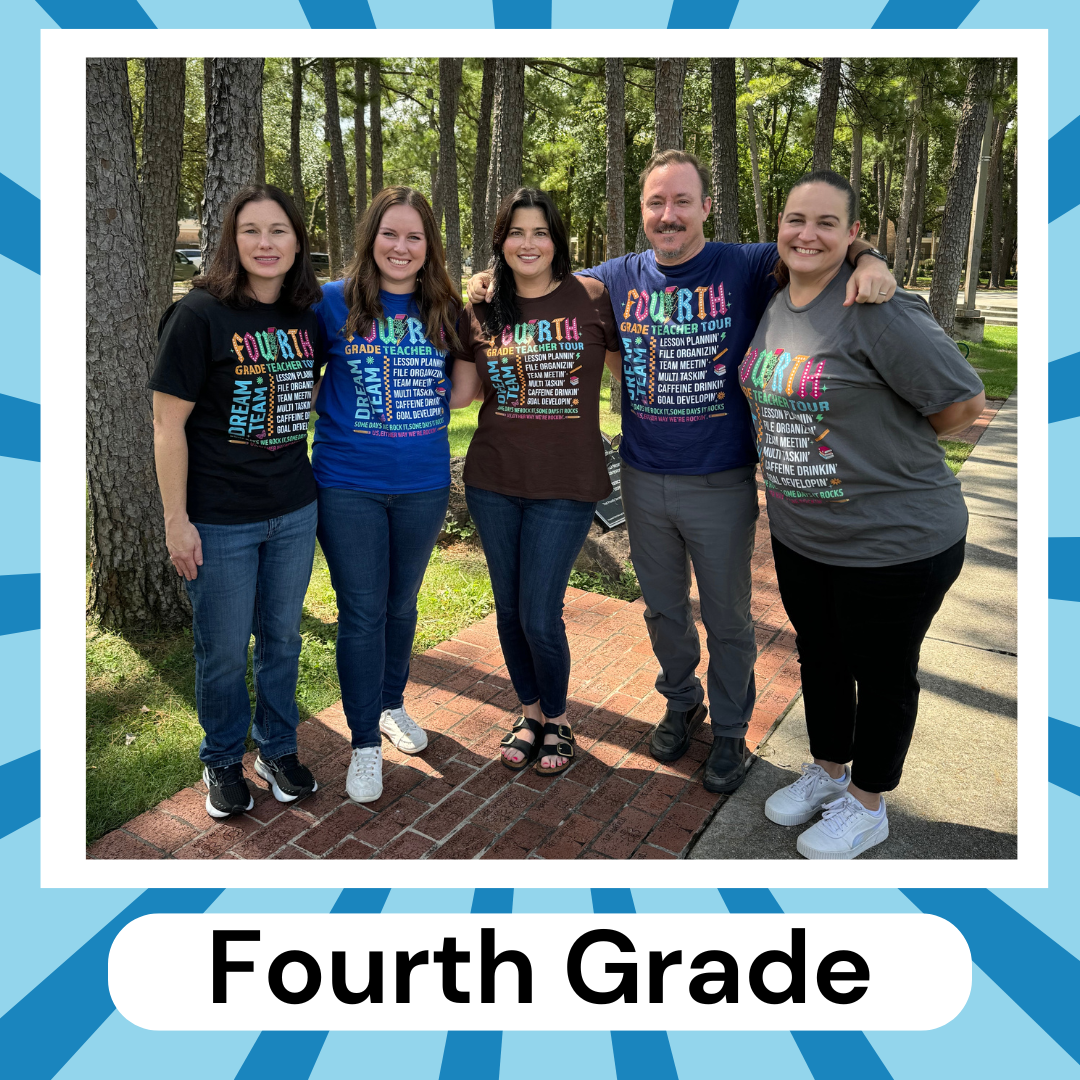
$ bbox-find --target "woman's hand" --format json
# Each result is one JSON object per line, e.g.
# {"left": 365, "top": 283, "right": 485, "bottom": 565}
{"left": 928, "top": 390, "right": 986, "bottom": 438}
{"left": 466, "top": 271, "right": 495, "bottom": 304}
{"left": 166, "top": 519, "right": 203, "bottom": 581}
{"left": 844, "top": 256, "right": 897, "bottom": 306}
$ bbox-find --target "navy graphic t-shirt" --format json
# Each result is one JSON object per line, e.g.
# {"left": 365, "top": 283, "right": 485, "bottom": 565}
{"left": 581, "top": 241, "right": 778, "bottom": 475}
{"left": 312, "top": 281, "right": 453, "bottom": 494}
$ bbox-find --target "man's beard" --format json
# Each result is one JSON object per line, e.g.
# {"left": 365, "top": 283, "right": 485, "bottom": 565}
{"left": 650, "top": 225, "right": 696, "bottom": 263}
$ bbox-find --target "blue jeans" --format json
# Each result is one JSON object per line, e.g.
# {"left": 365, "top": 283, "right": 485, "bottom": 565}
{"left": 465, "top": 486, "right": 596, "bottom": 718}
{"left": 317, "top": 485, "right": 450, "bottom": 749}
{"left": 185, "top": 500, "right": 317, "bottom": 768}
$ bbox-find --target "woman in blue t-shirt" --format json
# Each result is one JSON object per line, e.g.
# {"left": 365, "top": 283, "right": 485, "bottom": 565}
{"left": 313, "top": 186, "right": 462, "bottom": 805}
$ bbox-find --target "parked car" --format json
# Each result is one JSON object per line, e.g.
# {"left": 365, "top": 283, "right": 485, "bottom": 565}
{"left": 172, "top": 249, "right": 196, "bottom": 282}
{"left": 310, "top": 252, "right": 331, "bottom": 278}
{"left": 176, "top": 247, "right": 202, "bottom": 270}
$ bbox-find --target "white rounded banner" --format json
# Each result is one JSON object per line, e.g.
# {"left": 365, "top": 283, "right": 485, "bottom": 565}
{"left": 110, "top": 913, "right": 971, "bottom": 1031}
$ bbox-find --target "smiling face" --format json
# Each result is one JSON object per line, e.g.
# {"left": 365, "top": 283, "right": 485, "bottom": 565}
{"left": 373, "top": 203, "right": 427, "bottom": 293}
{"left": 777, "top": 182, "right": 860, "bottom": 285}
{"left": 500, "top": 206, "right": 556, "bottom": 294}
{"left": 236, "top": 199, "right": 300, "bottom": 299}
{"left": 640, "top": 162, "right": 712, "bottom": 265}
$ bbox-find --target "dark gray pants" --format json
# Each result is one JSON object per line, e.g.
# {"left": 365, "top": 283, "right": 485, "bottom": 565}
{"left": 620, "top": 461, "right": 759, "bottom": 738}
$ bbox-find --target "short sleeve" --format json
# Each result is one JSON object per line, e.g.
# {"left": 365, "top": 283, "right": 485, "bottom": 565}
{"left": 740, "top": 241, "right": 781, "bottom": 322}
{"left": 579, "top": 278, "right": 619, "bottom": 352}
{"left": 454, "top": 305, "right": 479, "bottom": 364}
{"left": 866, "top": 299, "right": 986, "bottom": 415}
{"left": 576, "top": 260, "right": 613, "bottom": 290}
{"left": 148, "top": 297, "right": 212, "bottom": 402}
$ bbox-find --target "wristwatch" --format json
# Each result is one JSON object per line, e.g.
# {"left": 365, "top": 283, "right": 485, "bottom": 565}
{"left": 853, "top": 247, "right": 888, "bottom": 266}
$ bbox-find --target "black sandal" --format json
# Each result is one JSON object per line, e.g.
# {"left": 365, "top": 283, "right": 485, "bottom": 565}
{"left": 535, "top": 722, "right": 575, "bottom": 776}
{"left": 500, "top": 716, "right": 544, "bottom": 772}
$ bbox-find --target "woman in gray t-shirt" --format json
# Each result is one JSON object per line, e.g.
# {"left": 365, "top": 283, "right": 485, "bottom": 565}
{"left": 738, "top": 170, "right": 985, "bottom": 860}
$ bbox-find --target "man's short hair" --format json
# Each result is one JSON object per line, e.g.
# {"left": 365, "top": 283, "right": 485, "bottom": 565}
{"left": 639, "top": 150, "right": 711, "bottom": 204}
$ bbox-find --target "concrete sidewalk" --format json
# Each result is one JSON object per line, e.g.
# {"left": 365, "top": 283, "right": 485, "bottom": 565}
{"left": 690, "top": 394, "right": 1018, "bottom": 861}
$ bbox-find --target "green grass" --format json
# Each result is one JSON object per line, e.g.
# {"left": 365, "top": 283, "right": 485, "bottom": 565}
{"left": 86, "top": 542, "right": 493, "bottom": 845}
{"left": 940, "top": 440, "right": 975, "bottom": 475}
{"left": 569, "top": 564, "right": 641, "bottom": 602}
{"left": 958, "top": 324, "right": 1017, "bottom": 401}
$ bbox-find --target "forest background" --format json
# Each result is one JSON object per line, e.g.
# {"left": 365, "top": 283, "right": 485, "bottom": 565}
{"left": 85, "top": 56, "right": 1018, "bottom": 842}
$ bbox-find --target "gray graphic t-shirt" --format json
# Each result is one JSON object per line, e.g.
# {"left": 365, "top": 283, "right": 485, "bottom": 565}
{"left": 739, "top": 263, "right": 984, "bottom": 567}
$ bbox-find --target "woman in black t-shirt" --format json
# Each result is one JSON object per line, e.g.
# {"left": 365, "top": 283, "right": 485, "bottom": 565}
{"left": 149, "top": 184, "right": 324, "bottom": 822}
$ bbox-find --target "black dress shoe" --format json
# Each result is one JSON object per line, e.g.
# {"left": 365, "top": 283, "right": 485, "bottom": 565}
{"left": 650, "top": 702, "right": 708, "bottom": 762}
{"left": 703, "top": 736, "right": 749, "bottom": 794}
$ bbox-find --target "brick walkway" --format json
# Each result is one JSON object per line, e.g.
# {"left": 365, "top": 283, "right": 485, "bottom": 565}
{"left": 88, "top": 405, "right": 1001, "bottom": 863}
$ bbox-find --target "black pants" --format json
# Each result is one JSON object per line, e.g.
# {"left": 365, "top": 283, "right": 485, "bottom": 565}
{"left": 770, "top": 534, "right": 966, "bottom": 793}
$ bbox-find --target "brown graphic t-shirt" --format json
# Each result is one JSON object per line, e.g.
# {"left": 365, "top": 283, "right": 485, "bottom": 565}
{"left": 455, "top": 275, "right": 619, "bottom": 501}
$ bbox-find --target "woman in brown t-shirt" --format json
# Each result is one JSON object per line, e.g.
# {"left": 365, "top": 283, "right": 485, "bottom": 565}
{"left": 451, "top": 188, "right": 621, "bottom": 776}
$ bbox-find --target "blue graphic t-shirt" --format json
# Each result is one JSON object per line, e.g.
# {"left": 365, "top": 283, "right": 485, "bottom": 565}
{"left": 312, "top": 282, "right": 452, "bottom": 493}
{"left": 581, "top": 241, "right": 778, "bottom": 475}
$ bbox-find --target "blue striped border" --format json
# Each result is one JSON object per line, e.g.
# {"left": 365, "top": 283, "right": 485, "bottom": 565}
{"left": 0, "top": 574, "right": 39, "bottom": 636}
{"left": 2, "top": 889, "right": 223, "bottom": 1080}
{"left": 902, "top": 890, "right": 1080, "bottom": 1062}
{"left": 0, "top": 172, "right": 40, "bottom": 274}
{"left": 0, "top": 751, "right": 39, "bottom": 840}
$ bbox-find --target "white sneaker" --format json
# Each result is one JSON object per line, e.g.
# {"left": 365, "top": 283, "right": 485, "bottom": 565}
{"left": 345, "top": 746, "right": 383, "bottom": 803}
{"left": 796, "top": 793, "right": 889, "bottom": 860}
{"left": 379, "top": 706, "right": 429, "bottom": 754}
{"left": 765, "top": 763, "right": 850, "bottom": 826}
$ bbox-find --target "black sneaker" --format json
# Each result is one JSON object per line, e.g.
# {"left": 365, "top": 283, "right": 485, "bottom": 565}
{"left": 254, "top": 753, "right": 318, "bottom": 803}
{"left": 203, "top": 762, "right": 255, "bottom": 819}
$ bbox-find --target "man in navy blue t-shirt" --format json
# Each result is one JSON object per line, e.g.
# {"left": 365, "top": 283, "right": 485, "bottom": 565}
{"left": 472, "top": 150, "right": 896, "bottom": 795}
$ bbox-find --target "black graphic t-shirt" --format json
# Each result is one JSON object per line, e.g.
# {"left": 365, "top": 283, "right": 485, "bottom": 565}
{"left": 149, "top": 287, "right": 322, "bottom": 524}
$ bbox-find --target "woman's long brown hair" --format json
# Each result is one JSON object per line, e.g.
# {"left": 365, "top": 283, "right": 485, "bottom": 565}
{"left": 195, "top": 184, "right": 321, "bottom": 310}
{"left": 341, "top": 186, "right": 461, "bottom": 352}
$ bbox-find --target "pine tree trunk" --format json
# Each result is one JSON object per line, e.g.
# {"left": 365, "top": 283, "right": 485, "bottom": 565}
{"left": 325, "top": 157, "right": 342, "bottom": 276}
{"left": 654, "top": 58, "right": 687, "bottom": 151}
{"left": 849, "top": 123, "right": 863, "bottom": 221}
{"left": 710, "top": 58, "right": 738, "bottom": 243}
{"left": 1000, "top": 140, "right": 1018, "bottom": 283}
{"left": 438, "top": 58, "right": 463, "bottom": 291}
{"left": 929, "top": 58, "right": 996, "bottom": 333}
{"left": 321, "top": 57, "right": 354, "bottom": 262}
{"left": 585, "top": 211, "right": 595, "bottom": 268}
{"left": 893, "top": 91, "right": 921, "bottom": 285}
{"left": 87, "top": 58, "right": 190, "bottom": 630}
{"left": 605, "top": 56, "right": 626, "bottom": 417}
{"left": 307, "top": 188, "right": 323, "bottom": 241}
{"left": 988, "top": 108, "right": 1012, "bottom": 287}
{"left": 353, "top": 60, "right": 367, "bottom": 221}
{"left": 605, "top": 57, "right": 626, "bottom": 261}
{"left": 744, "top": 65, "right": 768, "bottom": 243}
{"left": 485, "top": 58, "right": 525, "bottom": 225}
{"left": 812, "top": 58, "right": 841, "bottom": 172}
{"left": 875, "top": 159, "right": 886, "bottom": 251}
{"left": 907, "top": 135, "right": 928, "bottom": 286}
{"left": 290, "top": 58, "right": 306, "bottom": 223}
{"left": 882, "top": 153, "right": 895, "bottom": 261}
{"left": 471, "top": 58, "right": 495, "bottom": 272}
{"left": 369, "top": 60, "right": 383, "bottom": 196}
{"left": 140, "top": 57, "right": 185, "bottom": 323}
{"left": 202, "top": 58, "right": 264, "bottom": 264}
